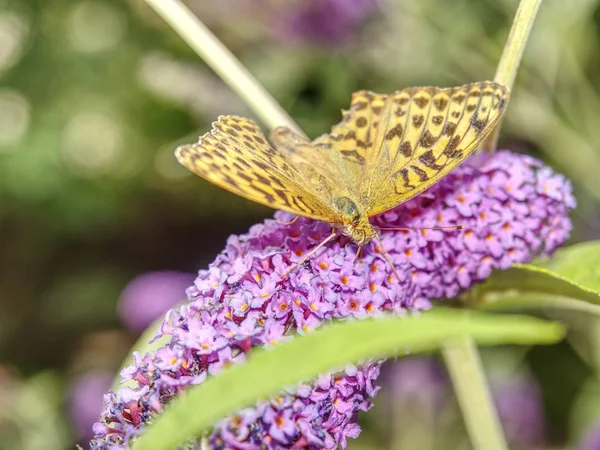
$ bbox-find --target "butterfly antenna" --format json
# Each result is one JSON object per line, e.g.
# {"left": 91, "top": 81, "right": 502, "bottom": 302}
{"left": 378, "top": 225, "right": 463, "bottom": 232}
{"left": 374, "top": 232, "right": 403, "bottom": 284}
{"left": 281, "top": 230, "right": 338, "bottom": 279}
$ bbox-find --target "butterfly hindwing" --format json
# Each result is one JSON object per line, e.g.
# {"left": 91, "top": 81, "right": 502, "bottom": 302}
{"left": 175, "top": 116, "right": 337, "bottom": 221}
{"left": 311, "top": 91, "right": 388, "bottom": 193}
{"left": 269, "top": 126, "right": 349, "bottom": 202}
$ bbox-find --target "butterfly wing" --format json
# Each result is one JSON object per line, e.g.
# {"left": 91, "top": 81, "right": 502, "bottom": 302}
{"left": 175, "top": 116, "right": 340, "bottom": 222}
{"left": 367, "top": 82, "right": 509, "bottom": 215}
{"left": 316, "top": 82, "right": 509, "bottom": 216}
{"left": 269, "top": 126, "right": 348, "bottom": 194}
{"left": 310, "top": 91, "right": 389, "bottom": 202}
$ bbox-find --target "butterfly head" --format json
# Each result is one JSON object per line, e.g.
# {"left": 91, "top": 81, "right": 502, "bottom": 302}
{"left": 345, "top": 220, "right": 377, "bottom": 246}
{"left": 335, "top": 196, "right": 376, "bottom": 246}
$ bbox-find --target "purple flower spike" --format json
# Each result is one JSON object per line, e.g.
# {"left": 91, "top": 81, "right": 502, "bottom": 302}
{"left": 91, "top": 151, "right": 574, "bottom": 449}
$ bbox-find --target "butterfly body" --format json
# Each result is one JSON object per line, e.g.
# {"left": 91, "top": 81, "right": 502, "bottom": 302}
{"left": 176, "top": 81, "right": 509, "bottom": 251}
{"left": 332, "top": 196, "right": 376, "bottom": 245}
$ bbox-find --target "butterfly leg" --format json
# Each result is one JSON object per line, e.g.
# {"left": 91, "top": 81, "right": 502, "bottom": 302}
{"left": 354, "top": 245, "right": 363, "bottom": 263}
{"left": 281, "top": 229, "right": 337, "bottom": 278}
{"left": 276, "top": 215, "right": 300, "bottom": 226}
{"left": 374, "top": 233, "right": 403, "bottom": 284}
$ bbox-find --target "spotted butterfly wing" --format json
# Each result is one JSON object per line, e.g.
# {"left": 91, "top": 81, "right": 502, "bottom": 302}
{"left": 311, "top": 81, "right": 509, "bottom": 216}
{"left": 175, "top": 115, "right": 342, "bottom": 222}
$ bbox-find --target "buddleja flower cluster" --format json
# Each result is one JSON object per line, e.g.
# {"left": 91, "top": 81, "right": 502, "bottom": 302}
{"left": 91, "top": 150, "right": 575, "bottom": 449}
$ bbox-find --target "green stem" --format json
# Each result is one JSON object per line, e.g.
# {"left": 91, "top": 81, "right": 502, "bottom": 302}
{"left": 144, "top": 0, "right": 304, "bottom": 136}
{"left": 445, "top": 2, "right": 542, "bottom": 448}
{"left": 483, "top": 0, "right": 543, "bottom": 152}
{"left": 442, "top": 337, "right": 508, "bottom": 450}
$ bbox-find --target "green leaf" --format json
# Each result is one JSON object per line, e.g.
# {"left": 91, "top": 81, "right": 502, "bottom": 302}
{"left": 537, "top": 240, "right": 600, "bottom": 292}
{"left": 133, "top": 309, "right": 563, "bottom": 450}
{"left": 474, "top": 241, "right": 600, "bottom": 313}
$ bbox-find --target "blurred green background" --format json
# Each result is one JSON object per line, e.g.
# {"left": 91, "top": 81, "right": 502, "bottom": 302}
{"left": 2, "top": 0, "right": 600, "bottom": 448}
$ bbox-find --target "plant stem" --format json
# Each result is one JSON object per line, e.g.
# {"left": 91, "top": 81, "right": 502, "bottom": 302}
{"left": 482, "top": 0, "right": 543, "bottom": 152}
{"left": 442, "top": 337, "right": 508, "bottom": 450}
{"left": 445, "top": 3, "right": 543, "bottom": 449}
{"left": 143, "top": 0, "right": 304, "bottom": 136}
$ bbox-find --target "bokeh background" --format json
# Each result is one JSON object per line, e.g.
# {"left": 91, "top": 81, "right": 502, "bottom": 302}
{"left": 2, "top": 0, "right": 600, "bottom": 448}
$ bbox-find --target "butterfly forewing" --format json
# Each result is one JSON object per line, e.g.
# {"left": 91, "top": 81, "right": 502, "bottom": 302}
{"left": 316, "top": 82, "right": 509, "bottom": 216}
{"left": 368, "top": 82, "right": 508, "bottom": 215}
{"left": 175, "top": 115, "right": 337, "bottom": 221}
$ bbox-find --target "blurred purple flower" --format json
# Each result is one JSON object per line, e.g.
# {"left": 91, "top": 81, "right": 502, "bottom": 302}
{"left": 381, "top": 357, "right": 448, "bottom": 411}
{"left": 380, "top": 357, "right": 547, "bottom": 448}
{"left": 378, "top": 357, "right": 452, "bottom": 444}
{"left": 580, "top": 424, "right": 600, "bottom": 450}
{"left": 91, "top": 151, "right": 574, "bottom": 449}
{"left": 492, "top": 374, "right": 546, "bottom": 447}
{"left": 118, "top": 271, "right": 195, "bottom": 333}
{"left": 69, "top": 371, "right": 114, "bottom": 444}
{"left": 276, "top": 0, "right": 378, "bottom": 46}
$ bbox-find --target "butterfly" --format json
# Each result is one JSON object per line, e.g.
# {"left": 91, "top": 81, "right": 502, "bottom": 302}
{"left": 176, "top": 81, "right": 509, "bottom": 275}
